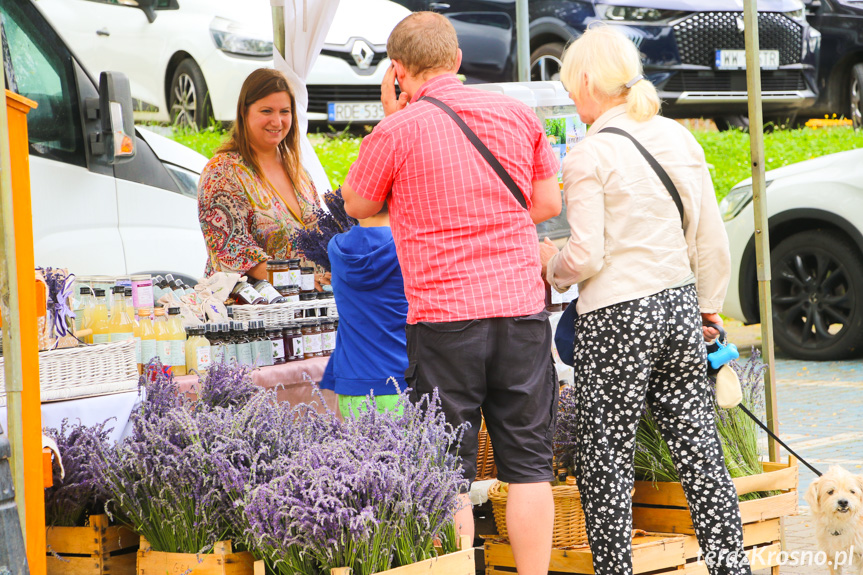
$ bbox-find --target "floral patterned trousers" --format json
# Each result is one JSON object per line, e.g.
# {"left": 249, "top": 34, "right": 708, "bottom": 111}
{"left": 572, "top": 285, "right": 751, "bottom": 575}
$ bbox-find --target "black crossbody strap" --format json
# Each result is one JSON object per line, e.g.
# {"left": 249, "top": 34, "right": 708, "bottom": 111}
{"left": 599, "top": 127, "right": 685, "bottom": 226}
{"left": 419, "top": 95, "right": 528, "bottom": 210}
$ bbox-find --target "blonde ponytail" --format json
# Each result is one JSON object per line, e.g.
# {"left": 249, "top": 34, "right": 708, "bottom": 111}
{"left": 626, "top": 79, "right": 660, "bottom": 121}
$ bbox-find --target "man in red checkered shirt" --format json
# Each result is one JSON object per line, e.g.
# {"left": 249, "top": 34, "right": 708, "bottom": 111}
{"left": 343, "top": 12, "right": 561, "bottom": 573}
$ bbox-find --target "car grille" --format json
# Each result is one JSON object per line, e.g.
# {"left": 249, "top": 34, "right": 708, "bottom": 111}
{"left": 673, "top": 12, "right": 803, "bottom": 67}
{"left": 320, "top": 49, "right": 388, "bottom": 71}
{"left": 307, "top": 85, "right": 385, "bottom": 115}
{"left": 661, "top": 70, "right": 807, "bottom": 93}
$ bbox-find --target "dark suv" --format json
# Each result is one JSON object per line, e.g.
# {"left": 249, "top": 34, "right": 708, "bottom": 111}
{"left": 394, "top": 0, "right": 820, "bottom": 125}
{"left": 803, "top": 0, "right": 863, "bottom": 128}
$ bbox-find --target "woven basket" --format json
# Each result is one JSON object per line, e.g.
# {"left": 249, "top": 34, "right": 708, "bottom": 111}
{"left": 487, "top": 478, "right": 588, "bottom": 549}
{"left": 233, "top": 301, "right": 337, "bottom": 328}
{"left": 0, "top": 340, "right": 138, "bottom": 407}
{"left": 476, "top": 418, "right": 497, "bottom": 481}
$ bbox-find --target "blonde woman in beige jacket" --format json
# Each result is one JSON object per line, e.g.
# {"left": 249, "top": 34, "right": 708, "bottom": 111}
{"left": 540, "top": 26, "right": 751, "bottom": 575}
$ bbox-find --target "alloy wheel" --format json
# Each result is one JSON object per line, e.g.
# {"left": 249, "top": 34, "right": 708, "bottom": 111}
{"left": 852, "top": 75, "right": 862, "bottom": 130}
{"left": 171, "top": 73, "right": 198, "bottom": 131}
{"left": 772, "top": 249, "right": 855, "bottom": 352}
{"left": 531, "top": 55, "right": 562, "bottom": 82}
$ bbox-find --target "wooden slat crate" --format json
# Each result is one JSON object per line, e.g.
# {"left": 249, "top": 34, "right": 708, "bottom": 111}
{"left": 46, "top": 514, "right": 139, "bottom": 575}
{"left": 632, "top": 457, "right": 798, "bottom": 535}
{"left": 484, "top": 533, "right": 689, "bottom": 575}
{"left": 137, "top": 538, "right": 254, "bottom": 575}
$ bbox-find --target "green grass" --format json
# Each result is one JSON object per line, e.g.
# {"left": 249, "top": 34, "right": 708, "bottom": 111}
{"left": 695, "top": 126, "right": 863, "bottom": 200}
{"left": 165, "top": 124, "right": 863, "bottom": 199}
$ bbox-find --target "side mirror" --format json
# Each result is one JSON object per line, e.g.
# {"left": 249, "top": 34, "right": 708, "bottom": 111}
{"left": 87, "top": 71, "right": 136, "bottom": 164}
{"left": 136, "top": 0, "right": 157, "bottom": 23}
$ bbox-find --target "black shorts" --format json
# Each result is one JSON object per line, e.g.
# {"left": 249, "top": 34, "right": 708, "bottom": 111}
{"left": 405, "top": 310, "right": 558, "bottom": 484}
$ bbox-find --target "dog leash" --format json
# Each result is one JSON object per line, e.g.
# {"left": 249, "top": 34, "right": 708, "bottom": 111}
{"left": 736, "top": 404, "right": 823, "bottom": 477}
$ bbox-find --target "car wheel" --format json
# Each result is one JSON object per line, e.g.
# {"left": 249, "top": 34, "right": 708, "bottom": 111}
{"left": 850, "top": 63, "right": 863, "bottom": 130}
{"left": 169, "top": 59, "right": 212, "bottom": 131}
{"left": 530, "top": 42, "right": 565, "bottom": 82}
{"left": 713, "top": 115, "right": 749, "bottom": 131}
{"left": 770, "top": 230, "right": 863, "bottom": 360}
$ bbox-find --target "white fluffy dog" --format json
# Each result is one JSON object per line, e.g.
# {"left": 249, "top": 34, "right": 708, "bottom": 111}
{"left": 805, "top": 466, "right": 863, "bottom": 574}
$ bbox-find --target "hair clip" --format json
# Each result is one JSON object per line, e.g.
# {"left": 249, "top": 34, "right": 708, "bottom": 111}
{"left": 625, "top": 74, "right": 644, "bottom": 89}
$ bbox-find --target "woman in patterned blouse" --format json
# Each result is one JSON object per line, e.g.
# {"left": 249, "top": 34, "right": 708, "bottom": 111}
{"left": 198, "top": 68, "right": 322, "bottom": 280}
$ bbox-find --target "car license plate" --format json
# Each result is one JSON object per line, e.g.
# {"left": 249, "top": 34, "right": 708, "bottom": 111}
{"left": 715, "top": 49, "right": 779, "bottom": 70}
{"left": 327, "top": 101, "right": 385, "bottom": 123}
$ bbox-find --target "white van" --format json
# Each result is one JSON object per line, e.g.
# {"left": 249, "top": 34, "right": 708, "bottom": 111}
{"left": 2, "top": 0, "right": 207, "bottom": 281}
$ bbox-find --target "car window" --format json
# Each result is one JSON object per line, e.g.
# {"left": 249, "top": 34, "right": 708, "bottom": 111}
{"left": 0, "top": 1, "right": 85, "bottom": 167}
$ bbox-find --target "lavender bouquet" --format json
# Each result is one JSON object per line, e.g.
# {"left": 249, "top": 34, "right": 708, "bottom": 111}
{"left": 44, "top": 418, "right": 114, "bottom": 527}
{"left": 294, "top": 188, "right": 358, "bottom": 272}
{"left": 244, "top": 390, "right": 467, "bottom": 575}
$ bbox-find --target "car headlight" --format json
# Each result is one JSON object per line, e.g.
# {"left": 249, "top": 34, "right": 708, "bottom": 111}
{"left": 164, "top": 163, "right": 200, "bottom": 199}
{"left": 784, "top": 8, "right": 806, "bottom": 22}
{"left": 719, "top": 182, "right": 772, "bottom": 222}
{"left": 595, "top": 5, "right": 687, "bottom": 22}
{"left": 210, "top": 17, "right": 273, "bottom": 58}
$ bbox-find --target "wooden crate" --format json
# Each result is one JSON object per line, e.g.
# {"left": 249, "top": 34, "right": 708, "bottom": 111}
{"left": 137, "top": 538, "right": 254, "bottom": 575}
{"left": 632, "top": 457, "right": 798, "bottom": 535}
{"left": 485, "top": 533, "right": 690, "bottom": 575}
{"left": 46, "top": 514, "right": 139, "bottom": 575}
{"left": 251, "top": 535, "right": 476, "bottom": 575}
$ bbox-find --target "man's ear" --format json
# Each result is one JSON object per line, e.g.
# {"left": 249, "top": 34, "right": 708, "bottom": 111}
{"left": 392, "top": 60, "right": 407, "bottom": 83}
{"left": 454, "top": 49, "right": 463, "bottom": 73}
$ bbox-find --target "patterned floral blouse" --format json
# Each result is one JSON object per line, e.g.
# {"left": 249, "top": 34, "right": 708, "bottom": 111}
{"left": 198, "top": 152, "right": 321, "bottom": 276}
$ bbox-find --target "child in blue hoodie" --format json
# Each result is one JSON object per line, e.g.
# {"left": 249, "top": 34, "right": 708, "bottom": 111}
{"left": 319, "top": 203, "right": 408, "bottom": 418}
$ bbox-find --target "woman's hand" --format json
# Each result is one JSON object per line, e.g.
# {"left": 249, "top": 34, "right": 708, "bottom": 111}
{"left": 539, "top": 237, "right": 560, "bottom": 282}
{"left": 701, "top": 312, "right": 722, "bottom": 342}
{"left": 315, "top": 272, "right": 332, "bottom": 292}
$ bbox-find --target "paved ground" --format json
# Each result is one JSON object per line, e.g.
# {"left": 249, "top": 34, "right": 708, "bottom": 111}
{"left": 725, "top": 320, "right": 863, "bottom": 575}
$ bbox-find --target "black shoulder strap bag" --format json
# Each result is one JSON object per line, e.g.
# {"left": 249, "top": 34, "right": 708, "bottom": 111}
{"left": 418, "top": 95, "right": 529, "bottom": 209}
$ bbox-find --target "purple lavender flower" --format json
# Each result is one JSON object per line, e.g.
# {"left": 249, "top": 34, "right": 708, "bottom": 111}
{"left": 44, "top": 418, "right": 115, "bottom": 526}
{"left": 197, "top": 362, "right": 258, "bottom": 409}
{"left": 293, "top": 188, "right": 358, "bottom": 272}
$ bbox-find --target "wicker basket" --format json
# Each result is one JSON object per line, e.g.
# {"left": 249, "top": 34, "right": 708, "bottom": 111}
{"left": 0, "top": 340, "right": 138, "bottom": 406}
{"left": 232, "top": 301, "right": 337, "bottom": 328}
{"left": 487, "top": 478, "right": 588, "bottom": 549}
{"left": 476, "top": 417, "right": 497, "bottom": 480}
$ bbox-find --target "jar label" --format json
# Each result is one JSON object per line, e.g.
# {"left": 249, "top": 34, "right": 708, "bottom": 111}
{"left": 196, "top": 346, "right": 212, "bottom": 369}
{"left": 292, "top": 336, "right": 304, "bottom": 358}
{"left": 110, "top": 332, "right": 134, "bottom": 343}
{"left": 322, "top": 331, "right": 336, "bottom": 352}
{"left": 289, "top": 269, "right": 301, "bottom": 286}
{"left": 238, "top": 284, "right": 263, "bottom": 304}
{"left": 287, "top": 294, "right": 300, "bottom": 303}
{"left": 303, "top": 333, "right": 322, "bottom": 354}
{"left": 254, "top": 341, "right": 271, "bottom": 366}
{"left": 272, "top": 339, "right": 286, "bottom": 360}
{"left": 92, "top": 333, "right": 112, "bottom": 344}
{"left": 272, "top": 271, "right": 291, "bottom": 287}
{"left": 257, "top": 283, "right": 283, "bottom": 303}
{"left": 134, "top": 336, "right": 142, "bottom": 364}
{"left": 301, "top": 273, "right": 315, "bottom": 292}
{"left": 170, "top": 340, "right": 185, "bottom": 367}
{"left": 237, "top": 343, "right": 253, "bottom": 366}
{"left": 140, "top": 339, "right": 157, "bottom": 364}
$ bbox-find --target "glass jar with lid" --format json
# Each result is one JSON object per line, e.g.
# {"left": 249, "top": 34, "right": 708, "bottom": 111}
{"left": 231, "top": 281, "right": 266, "bottom": 305}
{"left": 283, "top": 324, "right": 304, "bottom": 362}
{"left": 287, "top": 259, "right": 302, "bottom": 287}
{"left": 276, "top": 284, "right": 300, "bottom": 303}
{"left": 266, "top": 327, "right": 287, "bottom": 365}
{"left": 320, "top": 321, "right": 336, "bottom": 356}
{"left": 253, "top": 279, "right": 288, "bottom": 304}
{"left": 267, "top": 260, "right": 291, "bottom": 288}
{"left": 300, "top": 266, "right": 316, "bottom": 293}
{"left": 301, "top": 322, "right": 323, "bottom": 359}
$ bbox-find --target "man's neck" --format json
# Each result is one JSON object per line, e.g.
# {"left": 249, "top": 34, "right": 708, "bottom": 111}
{"left": 403, "top": 70, "right": 452, "bottom": 101}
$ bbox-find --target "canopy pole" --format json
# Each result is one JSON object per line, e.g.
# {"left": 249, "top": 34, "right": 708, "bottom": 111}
{"left": 516, "top": 0, "right": 529, "bottom": 82}
{"left": 271, "top": 0, "right": 286, "bottom": 60}
{"left": 743, "top": 0, "right": 780, "bottom": 462}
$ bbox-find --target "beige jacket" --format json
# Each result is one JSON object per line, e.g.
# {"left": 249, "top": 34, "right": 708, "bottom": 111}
{"left": 546, "top": 105, "right": 730, "bottom": 315}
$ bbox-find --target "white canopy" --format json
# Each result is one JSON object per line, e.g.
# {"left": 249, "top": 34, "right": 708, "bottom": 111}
{"left": 271, "top": 0, "right": 340, "bottom": 199}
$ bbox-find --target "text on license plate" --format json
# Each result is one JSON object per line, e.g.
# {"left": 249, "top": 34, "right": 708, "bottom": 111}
{"left": 327, "top": 101, "right": 385, "bottom": 123}
{"left": 715, "top": 50, "right": 779, "bottom": 70}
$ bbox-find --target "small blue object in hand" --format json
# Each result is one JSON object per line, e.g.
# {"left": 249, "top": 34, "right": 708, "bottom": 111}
{"left": 707, "top": 339, "right": 739, "bottom": 370}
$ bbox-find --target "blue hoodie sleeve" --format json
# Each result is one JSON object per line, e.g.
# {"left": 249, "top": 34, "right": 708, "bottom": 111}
{"left": 319, "top": 357, "right": 335, "bottom": 391}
